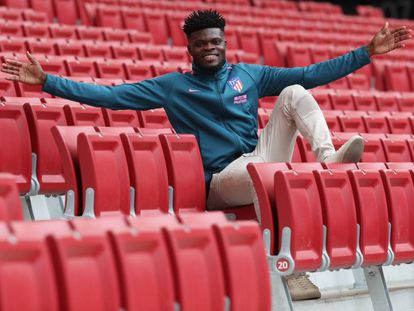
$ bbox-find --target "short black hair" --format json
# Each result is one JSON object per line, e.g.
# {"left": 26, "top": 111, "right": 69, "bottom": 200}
{"left": 183, "top": 10, "right": 226, "bottom": 37}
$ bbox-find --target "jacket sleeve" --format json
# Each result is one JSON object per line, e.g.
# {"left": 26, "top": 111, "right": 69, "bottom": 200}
{"left": 246, "top": 46, "right": 371, "bottom": 97}
{"left": 42, "top": 73, "right": 178, "bottom": 110}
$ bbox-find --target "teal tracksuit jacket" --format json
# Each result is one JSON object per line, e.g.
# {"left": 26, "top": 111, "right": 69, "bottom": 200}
{"left": 43, "top": 46, "right": 371, "bottom": 189}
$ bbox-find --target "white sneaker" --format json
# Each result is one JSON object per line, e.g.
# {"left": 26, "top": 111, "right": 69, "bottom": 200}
{"left": 286, "top": 273, "right": 321, "bottom": 301}
{"left": 324, "top": 135, "right": 364, "bottom": 163}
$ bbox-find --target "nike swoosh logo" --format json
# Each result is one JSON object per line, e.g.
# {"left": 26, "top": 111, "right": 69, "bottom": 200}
{"left": 188, "top": 89, "right": 200, "bottom": 92}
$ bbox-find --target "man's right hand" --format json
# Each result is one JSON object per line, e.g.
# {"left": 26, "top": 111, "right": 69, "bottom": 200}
{"left": 1, "top": 51, "right": 46, "bottom": 85}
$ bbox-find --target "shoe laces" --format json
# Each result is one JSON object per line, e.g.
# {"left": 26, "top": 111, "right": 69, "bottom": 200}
{"left": 295, "top": 274, "right": 318, "bottom": 290}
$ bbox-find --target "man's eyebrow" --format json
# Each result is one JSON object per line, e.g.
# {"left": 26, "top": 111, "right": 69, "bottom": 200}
{"left": 193, "top": 37, "right": 223, "bottom": 43}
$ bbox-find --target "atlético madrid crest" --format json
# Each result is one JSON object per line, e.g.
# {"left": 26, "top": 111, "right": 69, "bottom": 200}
{"left": 228, "top": 77, "right": 243, "bottom": 93}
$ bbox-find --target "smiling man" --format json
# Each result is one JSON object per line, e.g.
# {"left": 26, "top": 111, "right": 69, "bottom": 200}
{"left": 1, "top": 9, "right": 412, "bottom": 301}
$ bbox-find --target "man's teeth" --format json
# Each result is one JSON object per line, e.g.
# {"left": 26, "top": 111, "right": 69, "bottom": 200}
{"left": 204, "top": 55, "right": 217, "bottom": 61}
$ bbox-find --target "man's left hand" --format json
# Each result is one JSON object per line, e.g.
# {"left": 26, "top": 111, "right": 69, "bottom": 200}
{"left": 366, "top": 22, "right": 412, "bottom": 56}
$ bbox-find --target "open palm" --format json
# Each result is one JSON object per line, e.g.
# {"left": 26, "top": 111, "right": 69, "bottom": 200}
{"left": 1, "top": 52, "right": 46, "bottom": 85}
{"left": 368, "top": 22, "right": 412, "bottom": 56}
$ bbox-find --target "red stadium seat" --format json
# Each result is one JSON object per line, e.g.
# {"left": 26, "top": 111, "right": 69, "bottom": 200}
{"left": 159, "top": 134, "right": 205, "bottom": 213}
{"left": 0, "top": 174, "right": 23, "bottom": 220}
{"left": 138, "top": 45, "right": 164, "bottom": 62}
{"left": 287, "top": 45, "right": 312, "bottom": 67}
{"left": 309, "top": 45, "right": 331, "bottom": 64}
{"left": 0, "top": 72, "right": 18, "bottom": 97}
{"left": 258, "top": 30, "right": 280, "bottom": 66}
{"left": 310, "top": 89, "right": 333, "bottom": 110}
{"left": 26, "top": 38, "right": 56, "bottom": 56}
{"left": 120, "top": 7, "right": 145, "bottom": 31}
{"left": 120, "top": 133, "right": 169, "bottom": 215}
{"left": 162, "top": 46, "right": 189, "bottom": 63}
{"left": 386, "top": 162, "right": 414, "bottom": 170}
{"left": 329, "top": 92, "right": 356, "bottom": 111}
{"left": 375, "top": 92, "right": 400, "bottom": 112}
{"left": 30, "top": 0, "right": 54, "bottom": 21}
{"left": 386, "top": 115, "right": 413, "bottom": 134}
{"left": 96, "top": 5, "right": 122, "bottom": 28}
{"left": 338, "top": 114, "right": 367, "bottom": 133}
{"left": 166, "top": 12, "right": 187, "bottom": 47}
{"left": 48, "top": 24, "right": 77, "bottom": 39}
{"left": 328, "top": 77, "right": 349, "bottom": 90}
{"left": 384, "top": 63, "right": 411, "bottom": 92}
{"left": 353, "top": 91, "right": 377, "bottom": 111}
{"left": 381, "top": 137, "right": 413, "bottom": 162}
{"left": 51, "top": 125, "right": 97, "bottom": 216}
{"left": 84, "top": 42, "right": 112, "bottom": 59}
{"left": 0, "top": 22, "right": 24, "bottom": 37}
{"left": 102, "top": 109, "right": 140, "bottom": 127}
{"left": 347, "top": 73, "right": 370, "bottom": 90}
{"left": 64, "top": 104, "right": 105, "bottom": 126}
{"left": 95, "top": 60, "right": 127, "bottom": 79}
{"left": 52, "top": 0, "right": 78, "bottom": 24}
{"left": 314, "top": 169, "right": 358, "bottom": 269}
{"left": 55, "top": 40, "right": 86, "bottom": 57}
{"left": 348, "top": 169, "right": 390, "bottom": 265}
{"left": 398, "top": 92, "right": 414, "bottom": 112}
{"left": 237, "top": 28, "right": 261, "bottom": 56}
{"left": 124, "top": 61, "right": 154, "bottom": 81}
{"left": 359, "top": 133, "right": 387, "bottom": 163}
{"left": 77, "top": 132, "right": 131, "bottom": 217}
{"left": 22, "top": 22, "right": 50, "bottom": 37}
{"left": 65, "top": 58, "right": 97, "bottom": 77}
{"left": 0, "top": 37, "right": 26, "bottom": 53}
{"left": 138, "top": 108, "right": 172, "bottom": 128}
{"left": 356, "top": 162, "right": 387, "bottom": 170}
{"left": 128, "top": 31, "right": 153, "bottom": 45}
{"left": 323, "top": 110, "right": 342, "bottom": 132}
{"left": 111, "top": 44, "right": 140, "bottom": 60}
{"left": 23, "top": 103, "right": 68, "bottom": 194}
{"left": 76, "top": 26, "right": 104, "bottom": 41}
{"left": 288, "top": 162, "right": 324, "bottom": 171}
{"left": 274, "top": 170, "right": 324, "bottom": 272}
{"left": 0, "top": 103, "right": 32, "bottom": 194}
{"left": 296, "top": 135, "right": 316, "bottom": 162}
{"left": 102, "top": 28, "right": 131, "bottom": 42}
{"left": 363, "top": 114, "right": 390, "bottom": 134}
{"left": 143, "top": 11, "right": 168, "bottom": 44}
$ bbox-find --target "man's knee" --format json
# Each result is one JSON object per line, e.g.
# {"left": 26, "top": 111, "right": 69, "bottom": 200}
{"left": 280, "top": 84, "right": 308, "bottom": 98}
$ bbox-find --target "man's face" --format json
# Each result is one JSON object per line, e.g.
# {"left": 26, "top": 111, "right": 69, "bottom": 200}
{"left": 187, "top": 28, "right": 226, "bottom": 71}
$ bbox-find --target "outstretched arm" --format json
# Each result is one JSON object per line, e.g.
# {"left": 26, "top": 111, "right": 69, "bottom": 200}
{"left": 365, "top": 22, "right": 412, "bottom": 56}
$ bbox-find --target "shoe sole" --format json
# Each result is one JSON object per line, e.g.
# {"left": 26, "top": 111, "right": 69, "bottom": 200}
{"left": 342, "top": 136, "right": 364, "bottom": 162}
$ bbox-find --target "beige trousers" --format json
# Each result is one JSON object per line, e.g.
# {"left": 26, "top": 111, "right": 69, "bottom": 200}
{"left": 206, "top": 85, "right": 336, "bottom": 221}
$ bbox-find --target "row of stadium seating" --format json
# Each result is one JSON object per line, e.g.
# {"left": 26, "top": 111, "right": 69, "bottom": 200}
{"left": 0, "top": 205, "right": 270, "bottom": 311}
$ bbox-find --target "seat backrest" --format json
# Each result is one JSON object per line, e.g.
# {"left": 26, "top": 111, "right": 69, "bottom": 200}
{"left": 138, "top": 108, "right": 172, "bottom": 128}
{"left": 64, "top": 104, "right": 106, "bottom": 126}
{"left": 274, "top": 170, "right": 323, "bottom": 272}
{"left": 0, "top": 174, "right": 23, "bottom": 221}
{"left": 159, "top": 134, "right": 205, "bottom": 213}
{"left": 380, "top": 169, "right": 414, "bottom": 264}
{"left": 102, "top": 109, "right": 141, "bottom": 127}
{"left": 384, "top": 63, "right": 411, "bottom": 92}
{"left": 77, "top": 133, "right": 131, "bottom": 217}
{"left": 120, "top": 133, "right": 169, "bottom": 215}
{"left": 314, "top": 170, "right": 357, "bottom": 269}
{"left": 381, "top": 137, "right": 413, "bottom": 162}
{"left": 0, "top": 102, "right": 32, "bottom": 193}
{"left": 348, "top": 169, "right": 389, "bottom": 265}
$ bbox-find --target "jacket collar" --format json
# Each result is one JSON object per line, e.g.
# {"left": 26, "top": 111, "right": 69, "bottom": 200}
{"left": 191, "top": 61, "right": 231, "bottom": 80}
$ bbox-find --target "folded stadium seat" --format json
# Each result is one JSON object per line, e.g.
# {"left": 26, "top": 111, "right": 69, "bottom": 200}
{"left": 55, "top": 40, "right": 86, "bottom": 57}
{"left": 308, "top": 45, "right": 330, "bottom": 64}
{"left": 247, "top": 162, "right": 290, "bottom": 251}
{"left": 129, "top": 214, "right": 225, "bottom": 311}
{"left": 65, "top": 75, "right": 96, "bottom": 83}
{"left": 93, "top": 78, "right": 124, "bottom": 86}
{"left": 348, "top": 169, "right": 391, "bottom": 265}
{"left": 21, "top": 22, "right": 49, "bottom": 37}
{"left": 225, "top": 50, "right": 238, "bottom": 64}
{"left": 381, "top": 135, "right": 413, "bottom": 162}
{"left": 309, "top": 88, "right": 333, "bottom": 110}
{"left": 338, "top": 114, "right": 367, "bottom": 133}
{"left": 23, "top": 103, "right": 69, "bottom": 194}
{"left": 46, "top": 222, "right": 122, "bottom": 309}
{"left": 48, "top": 24, "right": 77, "bottom": 39}
{"left": 104, "top": 215, "right": 177, "bottom": 311}
{"left": 380, "top": 169, "right": 414, "bottom": 263}
{"left": 221, "top": 25, "right": 239, "bottom": 51}
{"left": 257, "top": 30, "right": 280, "bottom": 67}
{"left": 166, "top": 12, "right": 187, "bottom": 47}
{"left": 22, "top": 9, "right": 48, "bottom": 23}
{"left": 77, "top": 132, "right": 131, "bottom": 217}
{"left": 386, "top": 162, "right": 414, "bottom": 170}
{"left": 398, "top": 92, "right": 414, "bottom": 112}
{"left": 0, "top": 103, "right": 32, "bottom": 194}
{"left": 386, "top": 115, "right": 413, "bottom": 134}
{"left": 120, "top": 7, "right": 145, "bottom": 32}
{"left": 123, "top": 61, "right": 155, "bottom": 81}
{"left": 374, "top": 92, "right": 400, "bottom": 111}
{"left": 96, "top": 126, "right": 137, "bottom": 135}
{"left": 352, "top": 91, "right": 377, "bottom": 111}
{"left": 179, "top": 212, "right": 271, "bottom": 310}
{"left": 273, "top": 170, "right": 324, "bottom": 273}
{"left": 83, "top": 42, "right": 113, "bottom": 59}
{"left": 287, "top": 162, "right": 324, "bottom": 171}
{"left": 384, "top": 62, "right": 411, "bottom": 92}
{"left": 356, "top": 162, "right": 387, "bottom": 170}
{"left": 64, "top": 104, "right": 106, "bottom": 126}
{"left": 162, "top": 46, "right": 189, "bottom": 63}
{"left": 119, "top": 133, "right": 169, "bottom": 215}
{"left": 138, "top": 108, "right": 172, "bottom": 128}
{"left": 362, "top": 114, "right": 391, "bottom": 134}
{"left": 296, "top": 135, "right": 316, "bottom": 162}
{"left": 42, "top": 97, "right": 80, "bottom": 106}
{"left": 95, "top": 5, "right": 122, "bottom": 28}
{"left": 101, "top": 109, "right": 140, "bottom": 127}
{"left": 143, "top": 11, "right": 168, "bottom": 45}
{"left": 286, "top": 45, "right": 312, "bottom": 67}
{"left": 52, "top": 0, "right": 78, "bottom": 24}
{"left": 152, "top": 63, "right": 180, "bottom": 76}
{"left": 25, "top": 38, "right": 57, "bottom": 56}
{"left": 0, "top": 7, "right": 22, "bottom": 20}
{"left": 128, "top": 31, "right": 153, "bottom": 45}
{"left": 75, "top": 25, "right": 104, "bottom": 41}
{"left": 346, "top": 73, "right": 370, "bottom": 90}
{"left": 313, "top": 169, "right": 359, "bottom": 269}
{"left": 358, "top": 133, "right": 387, "bottom": 162}
{"left": 15, "top": 80, "right": 53, "bottom": 98}
{"left": 328, "top": 77, "right": 349, "bottom": 90}
{"left": 236, "top": 52, "right": 261, "bottom": 64}
{"left": 0, "top": 21, "right": 24, "bottom": 37}
{"left": 102, "top": 29, "right": 132, "bottom": 43}
{"left": 329, "top": 92, "right": 356, "bottom": 110}
{"left": 64, "top": 58, "right": 98, "bottom": 77}
{"left": 322, "top": 162, "right": 358, "bottom": 170}
{"left": 356, "top": 5, "right": 384, "bottom": 18}
{"left": 0, "top": 223, "right": 59, "bottom": 311}
{"left": 236, "top": 28, "right": 261, "bottom": 56}
{"left": 137, "top": 45, "right": 165, "bottom": 62}
{"left": 111, "top": 43, "right": 140, "bottom": 60}
{"left": 372, "top": 59, "right": 390, "bottom": 91}
{"left": 51, "top": 125, "right": 97, "bottom": 216}
{"left": 0, "top": 72, "right": 19, "bottom": 97}
{"left": 94, "top": 60, "right": 127, "bottom": 79}
{"left": 30, "top": 0, "right": 54, "bottom": 21}
{"left": 322, "top": 110, "right": 342, "bottom": 132}
{"left": 0, "top": 36, "right": 26, "bottom": 53}
{"left": 159, "top": 134, "right": 205, "bottom": 213}
{"left": 1, "top": 96, "right": 42, "bottom": 104}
